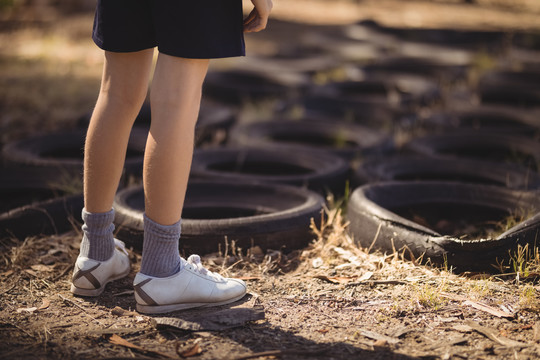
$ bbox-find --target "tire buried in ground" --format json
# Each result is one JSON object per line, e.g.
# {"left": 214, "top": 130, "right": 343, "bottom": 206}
{"left": 191, "top": 146, "right": 350, "bottom": 195}
{"left": 353, "top": 155, "right": 540, "bottom": 190}
{"left": 228, "top": 119, "right": 393, "bottom": 160}
{"left": 0, "top": 193, "right": 83, "bottom": 240}
{"left": 402, "top": 131, "right": 540, "bottom": 171}
{"left": 2, "top": 127, "right": 148, "bottom": 177}
{"left": 113, "top": 181, "right": 325, "bottom": 255}
{"left": 478, "top": 70, "right": 540, "bottom": 108}
{"left": 203, "top": 69, "right": 308, "bottom": 105}
{"left": 422, "top": 105, "right": 540, "bottom": 135}
{"left": 347, "top": 181, "right": 540, "bottom": 272}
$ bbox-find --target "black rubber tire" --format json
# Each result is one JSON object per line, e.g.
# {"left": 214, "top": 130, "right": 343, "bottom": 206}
{"left": 361, "top": 56, "right": 469, "bottom": 84}
{"left": 355, "top": 20, "right": 506, "bottom": 50}
{"left": 113, "top": 181, "right": 325, "bottom": 255}
{"left": 347, "top": 181, "right": 540, "bottom": 272}
{"left": 422, "top": 105, "right": 540, "bottom": 135}
{"left": 298, "top": 94, "right": 399, "bottom": 130}
{"left": 352, "top": 155, "right": 540, "bottom": 190}
{"left": 0, "top": 193, "right": 83, "bottom": 240}
{"left": 402, "top": 130, "right": 540, "bottom": 171}
{"left": 478, "top": 70, "right": 540, "bottom": 108}
{"left": 190, "top": 146, "right": 350, "bottom": 195}
{"left": 0, "top": 165, "right": 76, "bottom": 213}
{"left": 239, "top": 49, "right": 339, "bottom": 75}
{"left": 202, "top": 69, "right": 309, "bottom": 105}
{"left": 309, "top": 75, "right": 441, "bottom": 110}
{"left": 228, "top": 119, "right": 394, "bottom": 160}
{"left": 1, "top": 127, "right": 148, "bottom": 176}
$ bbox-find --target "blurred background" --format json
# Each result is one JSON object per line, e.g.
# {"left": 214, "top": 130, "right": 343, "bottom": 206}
{"left": 1, "top": 0, "right": 540, "bottom": 262}
{"left": 0, "top": 0, "right": 539, "bottom": 143}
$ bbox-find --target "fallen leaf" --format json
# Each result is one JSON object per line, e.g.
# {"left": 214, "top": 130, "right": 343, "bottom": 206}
{"left": 441, "top": 292, "right": 515, "bottom": 318}
{"left": 177, "top": 343, "right": 202, "bottom": 358}
{"left": 453, "top": 324, "right": 473, "bottom": 333}
{"left": 38, "top": 298, "right": 50, "bottom": 310}
{"left": 31, "top": 264, "right": 54, "bottom": 272}
{"left": 316, "top": 329, "right": 330, "bottom": 334}
{"left": 111, "top": 306, "right": 138, "bottom": 317}
{"left": 24, "top": 269, "right": 39, "bottom": 277}
{"left": 17, "top": 307, "right": 38, "bottom": 314}
{"left": 463, "top": 300, "right": 515, "bottom": 319}
{"left": 373, "top": 339, "right": 389, "bottom": 347}
{"left": 109, "top": 334, "right": 144, "bottom": 350}
{"left": 358, "top": 271, "right": 374, "bottom": 282}
{"left": 0, "top": 270, "right": 14, "bottom": 278}
{"left": 465, "top": 321, "right": 530, "bottom": 348}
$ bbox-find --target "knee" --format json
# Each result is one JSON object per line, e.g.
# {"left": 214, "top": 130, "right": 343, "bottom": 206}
{"left": 100, "top": 86, "right": 148, "bottom": 117}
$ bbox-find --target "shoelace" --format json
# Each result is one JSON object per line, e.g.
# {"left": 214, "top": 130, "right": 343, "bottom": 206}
{"left": 186, "top": 254, "right": 225, "bottom": 282}
{"left": 113, "top": 239, "right": 129, "bottom": 257}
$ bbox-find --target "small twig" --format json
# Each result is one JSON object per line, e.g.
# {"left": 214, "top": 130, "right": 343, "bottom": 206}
{"left": 52, "top": 264, "right": 73, "bottom": 282}
{"left": 57, "top": 293, "right": 105, "bottom": 325}
{"left": 0, "top": 283, "right": 17, "bottom": 296}
{"left": 367, "top": 222, "right": 382, "bottom": 254}
{"left": 346, "top": 280, "right": 408, "bottom": 287}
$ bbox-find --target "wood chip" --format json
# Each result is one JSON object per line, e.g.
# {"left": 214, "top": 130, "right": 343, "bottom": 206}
{"left": 111, "top": 306, "right": 138, "bottom": 317}
{"left": 465, "top": 321, "right": 530, "bottom": 348}
{"left": 441, "top": 292, "right": 515, "bottom": 318}
{"left": 153, "top": 305, "right": 265, "bottom": 332}
{"left": 30, "top": 264, "right": 54, "bottom": 272}
{"left": 357, "top": 329, "right": 400, "bottom": 345}
{"left": 453, "top": 324, "right": 474, "bottom": 333}
{"left": 16, "top": 307, "right": 38, "bottom": 314}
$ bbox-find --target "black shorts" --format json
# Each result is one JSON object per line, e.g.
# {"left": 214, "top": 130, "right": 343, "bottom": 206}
{"left": 92, "top": 0, "right": 245, "bottom": 59}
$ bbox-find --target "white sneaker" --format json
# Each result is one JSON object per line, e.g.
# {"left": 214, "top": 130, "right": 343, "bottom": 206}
{"left": 133, "top": 255, "right": 247, "bottom": 314}
{"left": 70, "top": 239, "right": 130, "bottom": 296}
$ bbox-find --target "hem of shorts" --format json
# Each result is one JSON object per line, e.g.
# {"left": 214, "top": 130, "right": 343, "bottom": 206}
{"left": 93, "top": 41, "right": 246, "bottom": 59}
{"left": 157, "top": 47, "right": 246, "bottom": 59}
{"left": 93, "top": 38, "right": 156, "bottom": 54}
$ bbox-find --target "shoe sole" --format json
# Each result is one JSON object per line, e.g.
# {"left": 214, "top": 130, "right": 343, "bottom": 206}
{"left": 70, "top": 267, "right": 131, "bottom": 297}
{"left": 136, "top": 292, "right": 247, "bottom": 314}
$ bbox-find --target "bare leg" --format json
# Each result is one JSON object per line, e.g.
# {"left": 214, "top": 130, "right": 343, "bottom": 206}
{"left": 144, "top": 54, "right": 209, "bottom": 225}
{"left": 84, "top": 49, "right": 154, "bottom": 213}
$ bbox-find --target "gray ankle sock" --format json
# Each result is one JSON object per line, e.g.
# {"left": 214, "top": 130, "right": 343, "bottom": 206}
{"left": 140, "top": 214, "right": 183, "bottom": 278}
{"left": 79, "top": 208, "right": 116, "bottom": 261}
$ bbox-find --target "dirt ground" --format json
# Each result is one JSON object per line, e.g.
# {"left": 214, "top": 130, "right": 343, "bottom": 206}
{"left": 1, "top": 1, "right": 540, "bottom": 359}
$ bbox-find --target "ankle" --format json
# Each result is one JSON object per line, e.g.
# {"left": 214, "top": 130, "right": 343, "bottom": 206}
{"left": 139, "top": 214, "right": 183, "bottom": 277}
{"left": 79, "top": 208, "right": 115, "bottom": 261}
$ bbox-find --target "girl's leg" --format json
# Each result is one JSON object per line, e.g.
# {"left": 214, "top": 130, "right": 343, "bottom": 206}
{"left": 81, "top": 49, "right": 154, "bottom": 261}
{"left": 133, "top": 54, "right": 247, "bottom": 312}
{"left": 84, "top": 49, "right": 154, "bottom": 213}
{"left": 139, "top": 53, "right": 209, "bottom": 277}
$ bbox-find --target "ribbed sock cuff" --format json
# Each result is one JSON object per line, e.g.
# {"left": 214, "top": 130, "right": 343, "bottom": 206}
{"left": 140, "top": 214, "right": 183, "bottom": 278}
{"left": 79, "top": 208, "right": 115, "bottom": 261}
